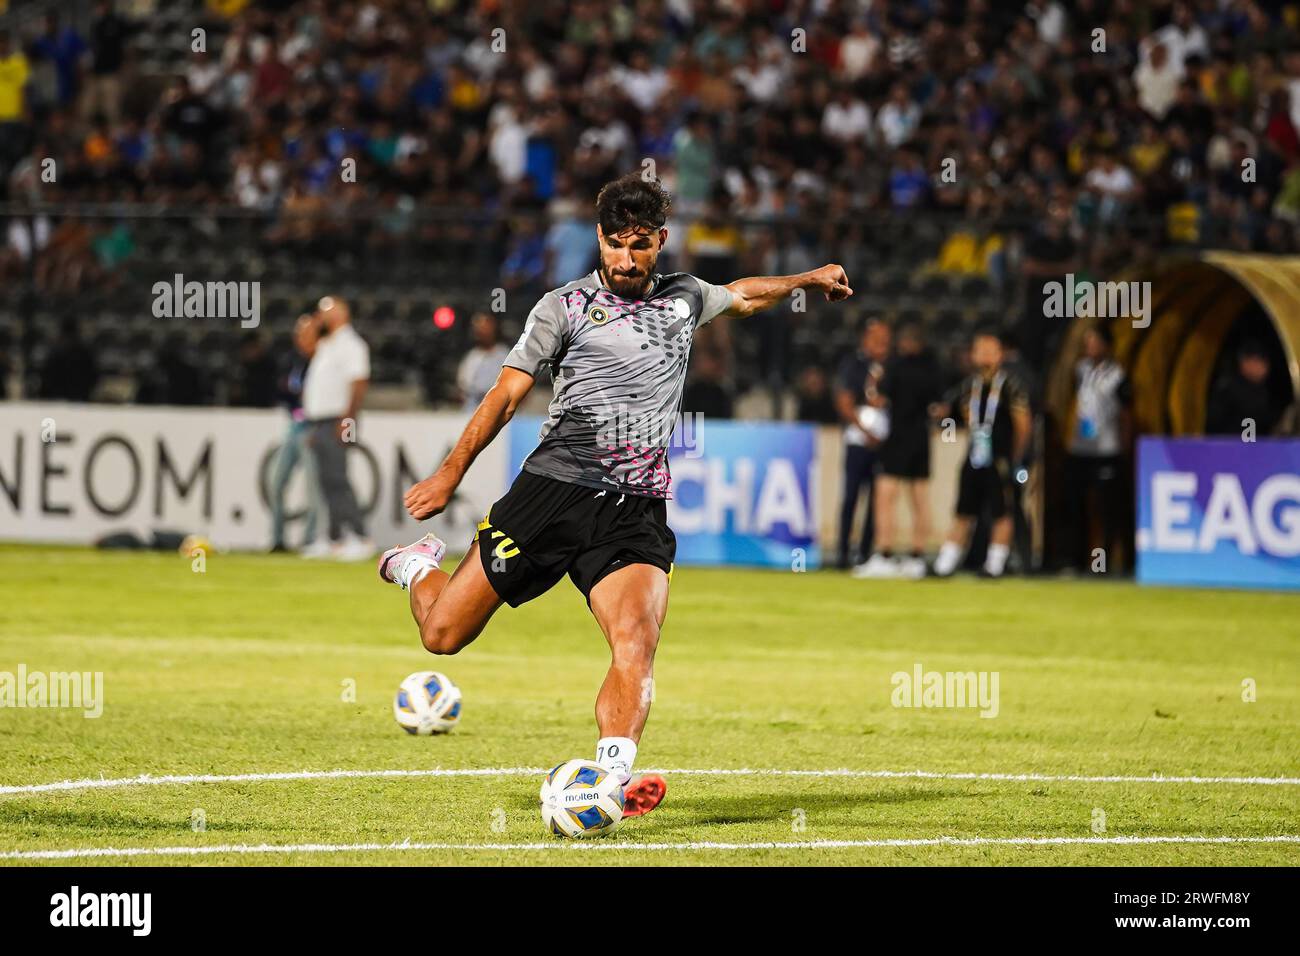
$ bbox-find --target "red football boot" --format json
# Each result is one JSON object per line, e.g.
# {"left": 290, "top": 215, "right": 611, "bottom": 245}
{"left": 622, "top": 774, "right": 667, "bottom": 818}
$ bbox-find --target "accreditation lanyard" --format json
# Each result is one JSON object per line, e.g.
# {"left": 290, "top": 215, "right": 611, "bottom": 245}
{"left": 1076, "top": 361, "right": 1109, "bottom": 439}
{"left": 968, "top": 371, "right": 1005, "bottom": 469}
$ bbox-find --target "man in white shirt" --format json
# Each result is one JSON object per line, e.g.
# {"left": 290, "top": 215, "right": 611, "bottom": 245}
{"left": 301, "top": 295, "right": 373, "bottom": 560}
{"left": 1085, "top": 151, "right": 1139, "bottom": 225}
{"left": 1062, "top": 323, "right": 1130, "bottom": 573}
{"left": 822, "top": 85, "right": 873, "bottom": 145}
{"left": 1133, "top": 42, "right": 1184, "bottom": 120}
{"left": 877, "top": 82, "right": 920, "bottom": 148}
{"left": 1143, "top": 3, "right": 1209, "bottom": 72}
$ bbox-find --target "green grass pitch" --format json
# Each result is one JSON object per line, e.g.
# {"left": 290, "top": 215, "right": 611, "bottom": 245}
{"left": 0, "top": 543, "right": 1296, "bottom": 866}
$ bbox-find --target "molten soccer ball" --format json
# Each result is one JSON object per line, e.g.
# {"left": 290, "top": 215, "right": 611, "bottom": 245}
{"left": 538, "top": 759, "right": 625, "bottom": 838}
{"left": 393, "top": 671, "right": 462, "bottom": 735}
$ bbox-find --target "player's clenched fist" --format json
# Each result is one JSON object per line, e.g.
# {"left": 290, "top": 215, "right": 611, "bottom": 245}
{"left": 404, "top": 474, "right": 455, "bottom": 520}
{"left": 810, "top": 263, "right": 853, "bottom": 301}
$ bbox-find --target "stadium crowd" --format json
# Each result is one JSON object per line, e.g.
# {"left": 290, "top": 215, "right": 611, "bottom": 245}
{"left": 2, "top": 0, "right": 1298, "bottom": 395}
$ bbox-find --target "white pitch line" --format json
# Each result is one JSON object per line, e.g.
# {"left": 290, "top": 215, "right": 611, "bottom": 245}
{"left": 4, "top": 835, "right": 1299, "bottom": 861}
{"left": 2, "top": 766, "right": 1299, "bottom": 797}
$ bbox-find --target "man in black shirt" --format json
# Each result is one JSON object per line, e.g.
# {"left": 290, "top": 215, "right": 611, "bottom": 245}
{"left": 1019, "top": 199, "right": 1079, "bottom": 370}
{"left": 854, "top": 323, "right": 943, "bottom": 578}
{"left": 933, "top": 329, "right": 1032, "bottom": 578}
{"left": 1206, "top": 341, "right": 1284, "bottom": 437}
{"left": 81, "top": 0, "right": 131, "bottom": 125}
{"left": 835, "top": 318, "right": 891, "bottom": 568}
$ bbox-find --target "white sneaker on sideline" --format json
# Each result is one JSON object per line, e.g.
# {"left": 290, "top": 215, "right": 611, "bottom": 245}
{"left": 335, "top": 535, "right": 376, "bottom": 562}
{"left": 852, "top": 553, "right": 899, "bottom": 579}
{"left": 300, "top": 540, "right": 336, "bottom": 560}
{"left": 898, "top": 556, "right": 928, "bottom": 579}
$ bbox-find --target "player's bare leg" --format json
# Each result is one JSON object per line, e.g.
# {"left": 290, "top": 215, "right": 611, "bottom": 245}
{"left": 380, "top": 537, "right": 502, "bottom": 654}
{"left": 588, "top": 562, "right": 670, "bottom": 817}
{"left": 873, "top": 475, "right": 899, "bottom": 554}
{"left": 855, "top": 476, "right": 901, "bottom": 577}
{"left": 908, "top": 479, "right": 932, "bottom": 555}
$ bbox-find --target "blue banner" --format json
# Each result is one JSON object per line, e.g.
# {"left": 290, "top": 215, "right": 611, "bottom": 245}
{"left": 1136, "top": 437, "right": 1300, "bottom": 590}
{"left": 507, "top": 417, "right": 819, "bottom": 568}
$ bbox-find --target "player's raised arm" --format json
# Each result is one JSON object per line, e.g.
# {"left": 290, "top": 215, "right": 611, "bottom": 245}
{"left": 721, "top": 263, "right": 853, "bottom": 318}
{"left": 403, "top": 366, "right": 536, "bottom": 520}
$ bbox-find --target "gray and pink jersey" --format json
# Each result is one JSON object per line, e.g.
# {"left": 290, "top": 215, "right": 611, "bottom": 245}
{"left": 504, "top": 269, "right": 734, "bottom": 499}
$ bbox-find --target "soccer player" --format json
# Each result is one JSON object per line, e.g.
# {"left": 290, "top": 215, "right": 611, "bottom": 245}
{"left": 378, "top": 173, "right": 852, "bottom": 818}
{"left": 932, "top": 328, "right": 1031, "bottom": 579}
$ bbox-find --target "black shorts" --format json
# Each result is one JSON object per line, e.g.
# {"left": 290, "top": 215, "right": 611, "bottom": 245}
{"left": 955, "top": 458, "right": 1016, "bottom": 519}
{"left": 879, "top": 431, "right": 930, "bottom": 479}
{"left": 472, "top": 469, "right": 676, "bottom": 608}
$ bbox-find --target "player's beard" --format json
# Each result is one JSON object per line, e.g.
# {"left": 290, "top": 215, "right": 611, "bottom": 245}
{"left": 599, "top": 254, "right": 657, "bottom": 299}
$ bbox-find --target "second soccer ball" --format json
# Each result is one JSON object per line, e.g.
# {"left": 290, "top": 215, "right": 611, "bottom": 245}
{"left": 393, "top": 671, "right": 462, "bottom": 735}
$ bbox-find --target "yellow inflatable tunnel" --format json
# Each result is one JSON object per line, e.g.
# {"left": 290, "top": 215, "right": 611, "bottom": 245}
{"left": 1041, "top": 252, "right": 1300, "bottom": 570}
{"left": 1046, "top": 252, "right": 1300, "bottom": 441}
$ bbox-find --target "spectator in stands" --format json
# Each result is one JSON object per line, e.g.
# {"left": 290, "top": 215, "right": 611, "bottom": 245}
{"left": 1134, "top": 42, "right": 1183, "bottom": 120}
{"left": 37, "top": 317, "right": 98, "bottom": 403}
{"left": 822, "top": 84, "right": 872, "bottom": 147}
{"left": 161, "top": 76, "right": 219, "bottom": 149}
{"left": 301, "top": 296, "right": 373, "bottom": 561}
{"left": 34, "top": 219, "right": 103, "bottom": 295}
{"left": 30, "top": 13, "right": 86, "bottom": 111}
{"left": 888, "top": 149, "right": 930, "bottom": 210}
{"left": 269, "top": 314, "right": 322, "bottom": 554}
{"left": 543, "top": 180, "right": 595, "bottom": 286}
{"left": 855, "top": 323, "right": 943, "bottom": 579}
{"left": 500, "top": 216, "right": 546, "bottom": 297}
{"left": 1061, "top": 323, "right": 1130, "bottom": 574}
{"left": 877, "top": 82, "right": 921, "bottom": 149}
{"left": 835, "top": 318, "right": 891, "bottom": 570}
{"left": 0, "top": 30, "right": 31, "bottom": 167}
{"left": 1085, "top": 149, "right": 1141, "bottom": 227}
{"left": 81, "top": 1, "right": 130, "bottom": 125}
{"left": 684, "top": 193, "right": 742, "bottom": 285}
{"left": 456, "top": 312, "right": 508, "bottom": 411}
{"left": 671, "top": 112, "right": 716, "bottom": 214}
{"left": 1145, "top": 2, "right": 1209, "bottom": 72}
{"left": 4, "top": 0, "right": 1300, "bottom": 418}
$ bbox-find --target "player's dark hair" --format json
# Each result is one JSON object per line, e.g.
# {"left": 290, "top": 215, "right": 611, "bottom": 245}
{"left": 972, "top": 325, "right": 1003, "bottom": 345}
{"left": 596, "top": 173, "right": 672, "bottom": 236}
{"left": 1090, "top": 322, "right": 1114, "bottom": 348}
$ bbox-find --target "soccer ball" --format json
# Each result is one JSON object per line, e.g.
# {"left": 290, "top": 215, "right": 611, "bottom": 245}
{"left": 857, "top": 405, "right": 890, "bottom": 441}
{"left": 539, "top": 759, "right": 625, "bottom": 838}
{"left": 393, "top": 671, "right": 462, "bottom": 735}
